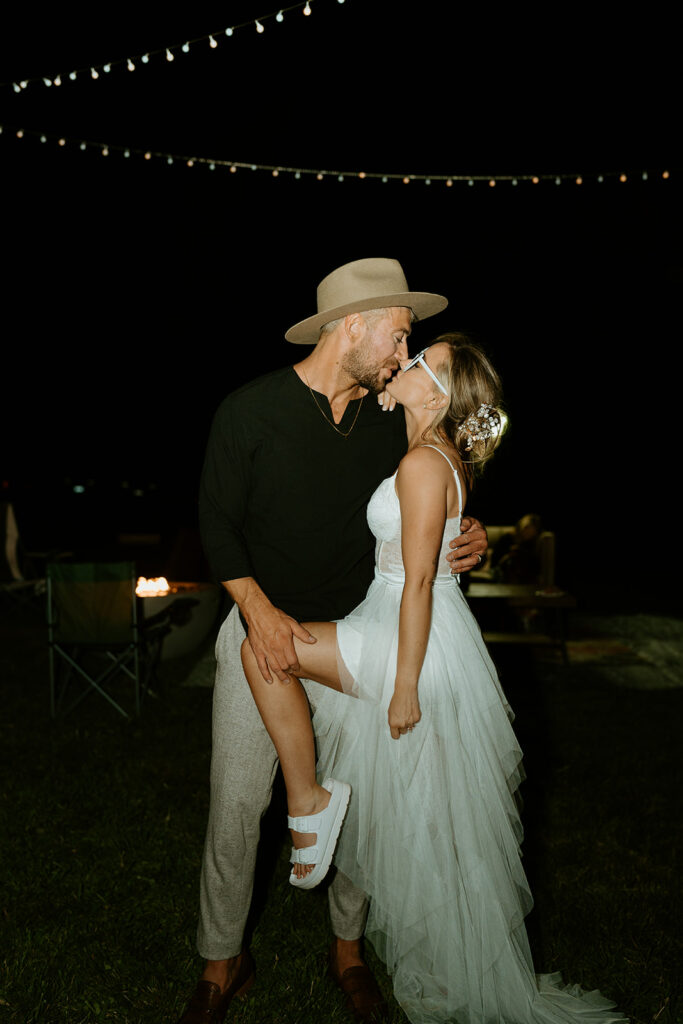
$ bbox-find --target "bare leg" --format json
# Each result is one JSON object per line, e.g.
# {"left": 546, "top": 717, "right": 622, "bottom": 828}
{"left": 241, "top": 622, "right": 345, "bottom": 879}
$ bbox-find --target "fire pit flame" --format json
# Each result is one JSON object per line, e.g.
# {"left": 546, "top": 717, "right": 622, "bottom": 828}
{"left": 136, "top": 576, "right": 171, "bottom": 597}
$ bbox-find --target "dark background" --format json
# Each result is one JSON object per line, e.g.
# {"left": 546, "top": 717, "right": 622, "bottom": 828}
{"left": 1, "top": 2, "right": 680, "bottom": 610}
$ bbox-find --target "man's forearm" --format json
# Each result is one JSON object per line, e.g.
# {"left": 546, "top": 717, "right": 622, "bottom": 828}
{"left": 223, "top": 576, "right": 274, "bottom": 626}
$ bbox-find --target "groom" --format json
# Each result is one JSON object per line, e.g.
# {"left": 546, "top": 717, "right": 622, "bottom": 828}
{"left": 177, "top": 258, "right": 488, "bottom": 1024}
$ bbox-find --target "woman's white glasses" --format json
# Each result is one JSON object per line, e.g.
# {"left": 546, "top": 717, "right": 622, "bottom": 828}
{"left": 402, "top": 347, "right": 449, "bottom": 396}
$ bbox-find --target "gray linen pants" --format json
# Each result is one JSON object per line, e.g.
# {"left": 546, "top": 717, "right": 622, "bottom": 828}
{"left": 197, "top": 605, "right": 369, "bottom": 959}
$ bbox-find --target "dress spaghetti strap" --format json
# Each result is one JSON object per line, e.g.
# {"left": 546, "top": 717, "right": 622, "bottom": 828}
{"left": 420, "top": 444, "right": 463, "bottom": 516}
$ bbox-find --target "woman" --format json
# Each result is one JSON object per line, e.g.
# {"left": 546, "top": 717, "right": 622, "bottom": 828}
{"left": 242, "top": 336, "right": 626, "bottom": 1024}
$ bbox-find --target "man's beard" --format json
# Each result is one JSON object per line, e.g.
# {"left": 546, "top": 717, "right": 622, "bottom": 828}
{"left": 342, "top": 341, "right": 394, "bottom": 395}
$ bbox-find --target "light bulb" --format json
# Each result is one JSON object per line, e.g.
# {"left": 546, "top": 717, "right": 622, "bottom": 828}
{"left": 256, "top": 20, "right": 264, "bottom": 32}
{"left": 166, "top": 49, "right": 174, "bottom": 61}
{"left": 304, "top": 2, "right": 312, "bottom": 13}
{"left": 142, "top": 53, "right": 150, "bottom": 64}
{"left": 277, "top": 10, "right": 284, "bottom": 21}
{"left": 127, "top": 59, "right": 135, "bottom": 71}
{"left": 209, "top": 35, "right": 218, "bottom": 48}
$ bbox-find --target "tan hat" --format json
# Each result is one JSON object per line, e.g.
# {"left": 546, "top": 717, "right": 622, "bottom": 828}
{"left": 285, "top": 257, "right": 448, "bottom": 345}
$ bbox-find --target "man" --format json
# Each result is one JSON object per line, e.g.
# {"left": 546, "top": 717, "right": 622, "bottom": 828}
{"left": 178, "top": 258, "right": 488, "bottom": 1024}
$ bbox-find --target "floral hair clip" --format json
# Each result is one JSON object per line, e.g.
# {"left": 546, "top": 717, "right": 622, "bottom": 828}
{"left": 462, "top": 404, "right": 501, "bottom": 451}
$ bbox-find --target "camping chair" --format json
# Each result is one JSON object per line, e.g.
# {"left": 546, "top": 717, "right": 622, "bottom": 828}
{"left": 47, "top": 561, "right": 165, "bottom": 718}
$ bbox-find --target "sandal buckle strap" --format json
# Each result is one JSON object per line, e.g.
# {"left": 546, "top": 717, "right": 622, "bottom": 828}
{"left": 287, "top": 813, "right": 322, "bottom": 832}
{"left": 290, "top": 845, "right": 319, "bottom": 864}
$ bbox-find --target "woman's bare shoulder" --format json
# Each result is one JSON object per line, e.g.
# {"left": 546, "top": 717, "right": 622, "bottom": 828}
{"left": 396, "top": 445, "right": 453, "bottom": 488}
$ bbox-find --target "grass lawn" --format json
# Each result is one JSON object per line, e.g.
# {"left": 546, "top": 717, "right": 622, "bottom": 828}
{"left": 0, "top": 604, "right": 680, "bottom": 1023}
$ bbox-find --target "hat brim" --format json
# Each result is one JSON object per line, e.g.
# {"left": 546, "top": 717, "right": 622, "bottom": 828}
{"left": 285, "top": 291, "right": 448, "bottom": 345}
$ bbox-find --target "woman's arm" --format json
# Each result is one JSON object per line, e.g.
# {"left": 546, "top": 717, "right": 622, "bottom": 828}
{"left": 390, "top": 449, "right": 449, "bottom": 739}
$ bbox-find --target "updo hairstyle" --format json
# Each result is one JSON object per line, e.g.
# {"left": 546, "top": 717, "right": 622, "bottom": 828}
{"left": 426, "top": 332, "right": 505, "bottom": 481}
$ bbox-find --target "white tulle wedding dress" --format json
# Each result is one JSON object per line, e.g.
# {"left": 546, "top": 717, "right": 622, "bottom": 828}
{"left": 312, "top": 448, "right": 626, "bottom": 1024}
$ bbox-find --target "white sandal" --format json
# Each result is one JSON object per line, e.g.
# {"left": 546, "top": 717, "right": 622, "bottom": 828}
{"left": 288, "top": 778, "right": 351, "bottom": 890}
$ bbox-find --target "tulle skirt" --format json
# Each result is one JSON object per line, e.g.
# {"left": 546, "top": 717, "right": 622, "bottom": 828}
{"left": 312, "top": 572, "right": 627, "bottom": 1024}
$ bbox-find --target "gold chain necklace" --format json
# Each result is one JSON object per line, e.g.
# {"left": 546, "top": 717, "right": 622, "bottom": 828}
{"left": 302, "top": 370, "right": 365, "bottom": 438}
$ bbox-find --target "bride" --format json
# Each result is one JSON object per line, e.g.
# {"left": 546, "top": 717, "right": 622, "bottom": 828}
{"left": 241, "top": 335, "right": 627, "bottom": 1024}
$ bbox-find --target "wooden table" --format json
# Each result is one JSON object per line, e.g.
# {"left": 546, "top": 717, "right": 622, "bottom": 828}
{"left": 465, "top": 583, "right": 577, "bottom": 662}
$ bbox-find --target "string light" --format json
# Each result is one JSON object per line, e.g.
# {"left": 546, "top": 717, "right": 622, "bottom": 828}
{"left": 2, "top": 1, "right": 330, "bottom": 93}
{"left": 0, "top": 124, "right": 673, "bottom": 191}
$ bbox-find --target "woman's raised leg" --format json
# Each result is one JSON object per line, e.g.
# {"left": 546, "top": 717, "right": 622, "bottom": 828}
{"left": 240, "top": 622, "right": 349, "bottom": 882}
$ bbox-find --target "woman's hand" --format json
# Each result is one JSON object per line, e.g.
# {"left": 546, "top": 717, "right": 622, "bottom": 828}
{"left": 388, "top": 686, "right": 421, "bottom": 739}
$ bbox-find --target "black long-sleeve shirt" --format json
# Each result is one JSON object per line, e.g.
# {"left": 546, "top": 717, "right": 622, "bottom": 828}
{"left": 199, "top": 366, "right": 407, "bottom": 622}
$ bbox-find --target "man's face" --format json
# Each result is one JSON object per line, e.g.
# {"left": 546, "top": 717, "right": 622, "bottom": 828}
{"left": 343, "top": 307, "right": 412, "bottom": 394}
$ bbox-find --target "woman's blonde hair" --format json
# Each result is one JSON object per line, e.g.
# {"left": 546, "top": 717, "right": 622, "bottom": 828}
{"left": 425, "top": 332, "right": 505, "bottom": 483}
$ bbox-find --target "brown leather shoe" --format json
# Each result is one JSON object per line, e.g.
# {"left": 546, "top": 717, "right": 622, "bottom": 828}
{"left": 328, "top": 943, "right": 389, "bottom": 1022}
{"left": 175, "top": 951, "right": 255, "bottom": 1023}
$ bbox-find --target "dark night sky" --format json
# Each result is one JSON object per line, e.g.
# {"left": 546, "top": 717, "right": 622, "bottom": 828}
{"left": 1, "top": 3, "right": 680, "bottom": 607}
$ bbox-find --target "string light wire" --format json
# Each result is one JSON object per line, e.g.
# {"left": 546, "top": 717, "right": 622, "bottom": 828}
{"left": 3, "top": 0, "right": 330, "bottom": 93}
{"left": 0, "top": 123, "right": 673, "bottom": 188}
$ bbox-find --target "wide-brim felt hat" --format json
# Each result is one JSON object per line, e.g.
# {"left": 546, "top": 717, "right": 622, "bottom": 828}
{"left": 285, "top": 257, "right": 448, "bottom": 345}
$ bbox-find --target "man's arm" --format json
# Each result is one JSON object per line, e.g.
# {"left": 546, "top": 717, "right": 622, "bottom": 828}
{"left": 224, "top": 576, "right": 315, "bottom": 684}
{"left": 200, "top": 398, "right": 314, "bottom": 683}
{"left": 446, "top": 516, "right": 488, "bottom": 572}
